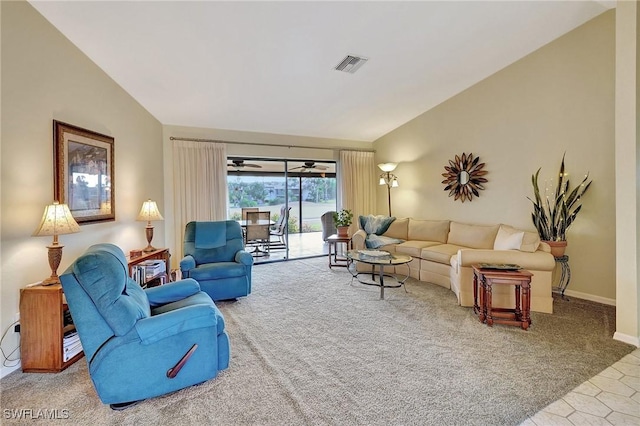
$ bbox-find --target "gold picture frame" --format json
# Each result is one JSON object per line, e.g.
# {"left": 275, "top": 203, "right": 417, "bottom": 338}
{"left": 53, "top": 120, "right": 115, "bottom": 224}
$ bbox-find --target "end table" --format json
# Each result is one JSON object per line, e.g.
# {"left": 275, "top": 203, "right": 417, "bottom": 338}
{"left": 327, "top": 234, "right": 351, "bottom": 268}
{"left": 473, "top": 265, "right": 533, "bottom": 330}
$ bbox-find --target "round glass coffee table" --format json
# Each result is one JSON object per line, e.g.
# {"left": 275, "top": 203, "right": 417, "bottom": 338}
{"left": 346, "top": 250, "right": 412, "bottom": 299}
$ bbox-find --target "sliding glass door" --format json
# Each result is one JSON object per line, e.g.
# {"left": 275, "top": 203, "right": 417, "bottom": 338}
{"left": 227, "top": 158, "right": 336, "bottom": 262}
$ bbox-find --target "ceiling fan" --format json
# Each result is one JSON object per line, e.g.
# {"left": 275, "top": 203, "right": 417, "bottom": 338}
{"left": 227, "top": 159, "right": 262, "bottom": 170}
{"left": 289, "top": 161, "right": 328, "bottom": 172}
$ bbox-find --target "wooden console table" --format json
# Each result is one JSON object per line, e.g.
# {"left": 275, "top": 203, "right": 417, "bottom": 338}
{"left": 473, "top": 265, "right": 533, "bottom": 330}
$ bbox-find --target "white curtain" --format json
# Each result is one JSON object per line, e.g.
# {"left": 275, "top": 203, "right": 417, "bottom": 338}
{"left": 172, "top": 140, "right": 228, "bottom": 259}
{"left": 339, "top": 150, "right": 376, "bottom": 234}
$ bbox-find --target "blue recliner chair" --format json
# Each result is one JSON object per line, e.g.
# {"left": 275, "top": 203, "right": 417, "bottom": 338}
{"left": 59, "top": 243, "right": 230, "bottom": 409}
{"left": 180, "top": 221, "right": 253, "bottom": 301}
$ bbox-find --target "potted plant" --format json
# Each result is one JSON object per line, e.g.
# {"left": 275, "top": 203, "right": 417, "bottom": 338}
{"left": 528, "top": 154, "right": 592, "bottom": 257}
{"left": 333, "top": 209, "right": 353, "bottom": 237}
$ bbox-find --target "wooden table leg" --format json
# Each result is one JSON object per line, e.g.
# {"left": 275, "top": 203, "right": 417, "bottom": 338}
{"left": 522, "top": 281, "right": 531, "bottom": 330}
{"left": 485, "top": 277, "right": 493, "bottom": 326}
{"left": 473, "top": 271, "right": 479, "bottom": 316}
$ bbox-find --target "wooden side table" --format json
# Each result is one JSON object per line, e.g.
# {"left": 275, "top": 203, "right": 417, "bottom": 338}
{"left": 473, "top": 265, "right": 533, "bottom": 330}
{"left": 20, "top": 284, "right": 84, "bottom": 372}
{"left": 327, "top": 234, "right": 351, "bottom": 268}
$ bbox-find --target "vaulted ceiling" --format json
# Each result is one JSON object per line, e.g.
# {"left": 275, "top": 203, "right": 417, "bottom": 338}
{"left": 29, "top": 1, "right": 612, "bottom": 142}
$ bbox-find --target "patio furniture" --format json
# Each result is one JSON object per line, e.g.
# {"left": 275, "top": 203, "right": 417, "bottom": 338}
{"left": 245, "top": 211, "right": 271, "bottom": 257}
{"left": 321, "top": 211, "right": 337, "bottom": 241}
{"left": 270, "top": 206, "right": 290, "bottom": 249}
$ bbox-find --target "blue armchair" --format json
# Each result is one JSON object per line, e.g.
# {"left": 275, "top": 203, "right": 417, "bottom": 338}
{"left": 180, "top": 221, "right": 254, "bottom": 301}
{"left": 59, "top": 243, "right": 229, "bottom": 409}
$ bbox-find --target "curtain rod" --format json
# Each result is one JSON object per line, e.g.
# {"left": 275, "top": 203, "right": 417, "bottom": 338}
{"left": 169, "top": 136, "right": 375, "bottom": 153}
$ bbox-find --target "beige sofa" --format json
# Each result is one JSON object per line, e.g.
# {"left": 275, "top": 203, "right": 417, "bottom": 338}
{"left": 351, "top": 218, "right": 556, "bottom": 313}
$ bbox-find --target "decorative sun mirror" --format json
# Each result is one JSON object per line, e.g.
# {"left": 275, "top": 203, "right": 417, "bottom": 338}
{"left": 441, "top": 152, "right": 488, "bottom": 202}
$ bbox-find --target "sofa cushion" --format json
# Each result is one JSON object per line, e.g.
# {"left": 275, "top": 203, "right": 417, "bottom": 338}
{"left": 498, "top": 224, "right": 541, "bottom": 252}
{"left": 420, "top": 244, "right": 465, "bottom": 265}
{"left": 396, "top": 240, "right": 441, "bottom": 257}
{"left": 494, "top": 227, "right": 524, "bottom": 250}
{"left": 408, "top": 219, "right": 450, "bottom": 243}
{"left": 448, "top": 222, "right": 499, "bottom": 249}
{"left": 383, "top": 217, "right": 409, "bottom": 240}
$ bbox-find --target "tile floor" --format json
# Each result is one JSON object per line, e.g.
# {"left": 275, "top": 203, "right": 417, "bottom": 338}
{"left": 520, "top": 348, "right": 640, "bottom": 425}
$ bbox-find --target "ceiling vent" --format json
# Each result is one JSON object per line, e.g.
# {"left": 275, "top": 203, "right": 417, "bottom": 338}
{"left": 334, "top": 55, "right": 368, "bottom": 74}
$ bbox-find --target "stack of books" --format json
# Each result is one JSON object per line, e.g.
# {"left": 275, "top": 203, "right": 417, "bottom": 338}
{"left": 63, "top": 331, "right": 82, "bottom": 362}
{"left": 131, "top": 260, "right": 166, "bottom": 287}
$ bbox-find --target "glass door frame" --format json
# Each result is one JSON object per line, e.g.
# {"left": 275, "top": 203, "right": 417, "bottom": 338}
{"left": 227, "top": 157, "right": 337, "bottom": 262}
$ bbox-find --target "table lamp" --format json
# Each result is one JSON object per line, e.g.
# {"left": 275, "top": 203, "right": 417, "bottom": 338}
{"left": 32, "top": 202, "right": 80, "bottom": 285}
{"left": 137, "top": 199, "right": 164, "bottom": 252}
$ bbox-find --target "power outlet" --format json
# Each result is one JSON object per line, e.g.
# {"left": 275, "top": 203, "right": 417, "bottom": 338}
{"left": 13, "top": 313, "right": 20, "bottom": 333}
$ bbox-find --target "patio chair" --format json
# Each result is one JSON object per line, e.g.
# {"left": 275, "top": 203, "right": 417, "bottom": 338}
{"left": 269, "top": 206, "right": 290, "bottom": 249}
{"left": 321, "top": 211, "right": 337, "bottom": 241}
{"left": 245, "top": 211, "right": 271, "bottom": 257}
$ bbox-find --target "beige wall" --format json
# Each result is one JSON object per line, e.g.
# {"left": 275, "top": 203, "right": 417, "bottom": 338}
{"left": 161, "top": 124, "right": 371, "bottom": 264}
{"left": 614, "top": 0, "right": 639, "bottom": 346}
{"left": 0, "top": 1, "right": 164, "bottom": 376}
{"left": 374, "top": 12, "right": 616, "bottom": 303}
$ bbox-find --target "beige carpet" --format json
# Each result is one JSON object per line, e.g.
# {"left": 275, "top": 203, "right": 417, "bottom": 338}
{"left": 1, "top": 257, "right": 634, "bottom": 425}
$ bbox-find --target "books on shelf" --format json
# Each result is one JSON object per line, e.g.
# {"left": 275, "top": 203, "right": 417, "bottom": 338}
{"left": 130, "top": 260, "right": 166, "bottom": 288}
{"left": 63, "top": 331, "right": 82, "bottom": 362}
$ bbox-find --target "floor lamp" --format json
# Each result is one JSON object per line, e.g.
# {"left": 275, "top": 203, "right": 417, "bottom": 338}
{"left": 378, "top": 163, "right": 399, "bottom": 216}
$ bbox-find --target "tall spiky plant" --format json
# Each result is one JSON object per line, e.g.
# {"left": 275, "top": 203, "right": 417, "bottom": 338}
{"left": 528, "top": 154, "right": 592, "bottom": 241}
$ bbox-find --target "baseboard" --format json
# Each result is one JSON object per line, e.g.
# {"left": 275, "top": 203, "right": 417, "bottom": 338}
{"left": 613, "top": 332, "right": 640, "bottom": 347}
{"left": 1, "top": 362, "right": 21, "bottom": 379}
{"left": 563, "top": 289, "right": 616, "bottom": 306}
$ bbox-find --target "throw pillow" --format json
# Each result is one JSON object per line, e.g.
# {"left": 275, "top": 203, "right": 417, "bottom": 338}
{"left": 359, "top": 215, "right": 396, "bottom": 235}
{"left": 494, "top": 226, "right": 525, "bottom": 250}
{"left": 500, "top": 224, "right": 541, "bottom": 252}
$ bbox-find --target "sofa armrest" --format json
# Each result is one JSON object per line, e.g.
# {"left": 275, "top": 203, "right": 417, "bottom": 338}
{"left": 457, "top": 249, "right": 556, "bottom": 271}
{"left": 145, "top": 278, "right": 201, "bottom": 306}
{"left": 180, "top": 255, "right": 196, "bottom": 275}
{"left": 235, "top": 250, "right": 254, "bottom": 266}
{"left": 135, "top": 304, "right": 218, "bottom": 345}
{"left": 352, "top": 229, "right": 367, "bottom": 250}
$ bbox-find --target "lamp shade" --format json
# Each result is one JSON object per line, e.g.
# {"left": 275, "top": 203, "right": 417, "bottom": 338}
{"left": 377, "top": 163, "right": 398, "bottom": 172}
{"left": 33, "top": 202, "right": 80, "bottom": 237}
{"left": 137, "top": 200, "right": 164, "bottom": 223}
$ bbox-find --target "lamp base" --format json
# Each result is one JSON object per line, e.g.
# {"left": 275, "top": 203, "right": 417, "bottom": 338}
{"left": 42, "top": 244, "right": 63, "bottom": 286}
{"left": 41, "top": 276, "right": 61, "bottom": 286}
{"left": 143, "top": 225, "right": 156, "bottom": 252}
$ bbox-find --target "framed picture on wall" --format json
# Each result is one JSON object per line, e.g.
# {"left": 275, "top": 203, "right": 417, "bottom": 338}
{"left": 53, "top": 120, "right": 115, "bottom": 224}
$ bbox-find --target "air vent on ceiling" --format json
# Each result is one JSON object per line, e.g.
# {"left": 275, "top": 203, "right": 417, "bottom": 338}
{"left": 334, "top": 55, "right": 368, "bottom": 74}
